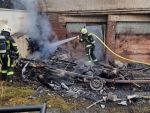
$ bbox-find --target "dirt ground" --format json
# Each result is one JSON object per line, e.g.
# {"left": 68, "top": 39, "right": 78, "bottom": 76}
{"left": 1, "top": 81, "right": 150, "bottom": 113}
{"left": 1, "top": 59, "right": 150, "bottom": 113}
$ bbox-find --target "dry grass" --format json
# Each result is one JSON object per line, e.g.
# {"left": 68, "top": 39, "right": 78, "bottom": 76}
{"left": 0, "top": 81, "right": 37, "bottom": 106}
{"left": 46, "top": 94, "right": 83, "bottom": 111}
{"left": 0, "top": 81, "right": 82, "bottom": 112}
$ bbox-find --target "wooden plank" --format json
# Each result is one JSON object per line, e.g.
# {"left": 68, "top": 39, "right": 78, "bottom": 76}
{"left": 13, "top": 35, "right": 30, "bottom": 58}
{"left": 115, "top": 34, "right": 150, "bottom": 63}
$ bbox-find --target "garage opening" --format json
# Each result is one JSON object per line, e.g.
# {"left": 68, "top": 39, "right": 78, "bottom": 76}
{"left": 66, "top": 22, "right": 105, "bottom": 61}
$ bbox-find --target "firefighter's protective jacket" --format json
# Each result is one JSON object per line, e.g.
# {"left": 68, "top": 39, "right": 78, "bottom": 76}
{"left": 1, "top": 31, "right": 19, "bottom": 55}
{"left": 78, "top": 33, "right": 95, "bottom": 48}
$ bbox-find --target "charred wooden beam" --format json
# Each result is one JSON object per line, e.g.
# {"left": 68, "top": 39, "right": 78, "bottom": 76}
{"left": 108, "top": 60, "right": 140, "bottom": 88}
{"left": 51, "top": 69, "right": 93, "bottom": 79}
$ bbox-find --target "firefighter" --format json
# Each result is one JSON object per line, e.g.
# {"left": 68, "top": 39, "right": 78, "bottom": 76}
{"left": 77, "top": 28, "right": 98, "bottom": 64}
{"left": 0, "top": 25, "right": 19, "bottom": 86}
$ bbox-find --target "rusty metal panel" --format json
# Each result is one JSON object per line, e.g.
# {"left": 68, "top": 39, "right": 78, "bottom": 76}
{"left": 67, "top": 25, "right": 105, "bottom": 61}
{"left": 66, "top": 23, "right": 86, "bottom": 33}
{"left": 116, "top": 22, "right": 150, "bottom": 34}
{"left": 115, "top": 34, "right": 150, "bottom": 63}
{"left": 86, "top": 25, "right": 105, "bottom": 61}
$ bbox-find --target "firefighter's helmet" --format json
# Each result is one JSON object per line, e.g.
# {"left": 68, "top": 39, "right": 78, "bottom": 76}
{"left": 2, "top": 25, "right": 11, "bottom": 33}
{"left": 81, "top": 28, "right": 87, "bottom": 34}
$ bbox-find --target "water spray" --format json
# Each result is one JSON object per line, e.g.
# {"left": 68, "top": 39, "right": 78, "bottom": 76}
{"left": 51, "top": 37, "right": 76, "bottom": 47}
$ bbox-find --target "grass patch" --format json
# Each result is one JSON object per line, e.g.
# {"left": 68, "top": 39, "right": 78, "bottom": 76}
{"left": 0, "top": 81, "right": 83, "bottom": 111}
{"left": 46, "top": 94, "right": 82, "bottom": 111}
{"left": 0, "top": 81, "right": 36, "bottom": 106}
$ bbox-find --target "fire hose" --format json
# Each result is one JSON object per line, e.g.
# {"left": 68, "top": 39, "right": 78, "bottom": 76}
{"left": 91, "top": 33, "right": 150, "bottom": 66}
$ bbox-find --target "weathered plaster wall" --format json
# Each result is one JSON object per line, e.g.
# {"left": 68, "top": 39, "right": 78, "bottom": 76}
{"left": 0, "top": 8, "right": 29, "bottom": 58}
{"left": 40, "top": 0, "right": 150, "bottom": 12}
{"left": 0, "top": 8, "right": 27, "bottom": 35}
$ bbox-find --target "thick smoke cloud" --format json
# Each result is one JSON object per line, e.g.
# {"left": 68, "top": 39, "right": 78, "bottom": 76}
{"left": 11, "top": 0, "right": 58, "bottom": 59}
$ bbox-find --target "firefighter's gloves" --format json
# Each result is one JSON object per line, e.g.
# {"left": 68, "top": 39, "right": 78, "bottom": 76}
{"left": 76, "top": 35, "right": 80, "bottom": 39}
{"left": 76, "top": 34, "right": 82, "bottom": 39}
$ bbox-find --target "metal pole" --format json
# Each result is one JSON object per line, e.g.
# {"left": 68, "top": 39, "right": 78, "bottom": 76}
{"left": 40, "top": 103, "right": 47, "bottom": 113}
{"left": 0, "top": 103, "right": 47, "bottom": 113}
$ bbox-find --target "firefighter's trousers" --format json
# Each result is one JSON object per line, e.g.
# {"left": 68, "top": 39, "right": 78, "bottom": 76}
{"left": 0, "top": 54, "right": 14, "bottom": 83}
{"left": 85, "top": 46, "right": 97, "bottom": 62}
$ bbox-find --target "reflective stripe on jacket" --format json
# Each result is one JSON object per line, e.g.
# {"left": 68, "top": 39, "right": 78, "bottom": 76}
{"left": 1, "top": 31, "right": 18, "bottom": 54}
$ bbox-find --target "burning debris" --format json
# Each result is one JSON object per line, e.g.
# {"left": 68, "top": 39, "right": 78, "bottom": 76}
{"left": 8, "top": 0, "right": 150, "bottom": 109}
{"left": 26, "top": 38, "right": 41, "bottom": 53}
{"left": 13, "top": 51, "right": 150, "bottom": 109}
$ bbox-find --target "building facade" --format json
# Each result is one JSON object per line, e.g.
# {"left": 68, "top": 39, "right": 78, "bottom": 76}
{"left": 39, "top": 0, "right": 150, "bottom": 63}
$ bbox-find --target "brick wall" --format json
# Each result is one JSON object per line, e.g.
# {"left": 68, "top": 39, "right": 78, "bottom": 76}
{"left": 49, "top": 14, "right": 117, "bottom": 61}
{"left": 105, "top": 21, "right": 116, "bottom": 61}
{"left": 49, "top": 14, "right": 66, "bottom": 40}
{"left": 67, "top": 33, "right": 85, "bottom": 59}
{"left": 48, "top": 15, "right": 150, "bottom": 63}
{"left": 49, "top": 14, "right": 85, "bottom": 59}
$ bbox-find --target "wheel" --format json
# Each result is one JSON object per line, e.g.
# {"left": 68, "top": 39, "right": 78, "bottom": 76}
{"left": 90, "top": 76, "right": 104, "bottom": 91}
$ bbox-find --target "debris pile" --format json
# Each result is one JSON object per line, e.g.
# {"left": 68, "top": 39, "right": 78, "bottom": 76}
{"left": 13, "top": 53, "right": 150, "bottom": 109}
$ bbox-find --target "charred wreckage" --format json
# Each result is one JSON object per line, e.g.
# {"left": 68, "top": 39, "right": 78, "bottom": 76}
{"left": 12, "top": 38, "right": 150, "bottom": 109}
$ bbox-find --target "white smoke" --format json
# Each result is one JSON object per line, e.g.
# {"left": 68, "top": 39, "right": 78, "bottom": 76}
{"left": 12, "top": 0, "right": 58, "bottom": 59}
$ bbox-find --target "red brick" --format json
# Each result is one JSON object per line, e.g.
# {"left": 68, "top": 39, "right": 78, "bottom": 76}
{"left": 49, "top": 14, "right": 66, "bottom": 40}
{"left": 105, "top": 21, "right": 116, "bottom": 61}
